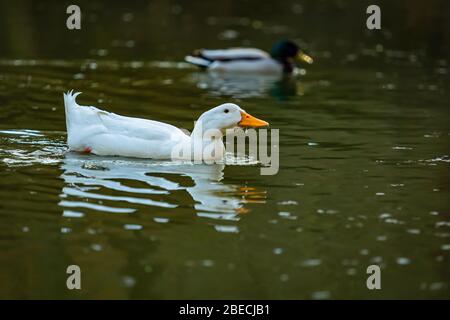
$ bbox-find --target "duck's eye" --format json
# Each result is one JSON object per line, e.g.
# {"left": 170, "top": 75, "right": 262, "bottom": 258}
{"left": 224, "top": 109, "right": 229, "bottom": 113}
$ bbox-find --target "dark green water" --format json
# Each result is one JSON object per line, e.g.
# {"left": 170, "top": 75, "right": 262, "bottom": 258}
{"left": 0, "top": 0, "right": 449, "bottom": 299}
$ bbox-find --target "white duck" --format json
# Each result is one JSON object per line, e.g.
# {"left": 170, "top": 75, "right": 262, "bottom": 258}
{"left": 185, "top": 40, "right": 313, "bottom": 74}
{"left": 63, "top": 91, "right": 268, "bottom": 160}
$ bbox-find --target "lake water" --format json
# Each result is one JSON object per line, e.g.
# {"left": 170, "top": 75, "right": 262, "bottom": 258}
{"left": 0, "top": 0, "right": 449, "bottom": 299}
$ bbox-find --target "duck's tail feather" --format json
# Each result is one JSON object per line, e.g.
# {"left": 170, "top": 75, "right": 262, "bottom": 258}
{"left": 63, "top": 90, "right": 82, "bottom": 144}
{"left": 184, "top": 55, "right": 212, "bottom": 69}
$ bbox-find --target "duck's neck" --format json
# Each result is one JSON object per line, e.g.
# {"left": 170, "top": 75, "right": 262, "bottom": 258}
{"left": 190, "top": 123, "right": 225, "bottom": 161}
{"left": 272, "top": 56, "right": 293, "bottom": 73}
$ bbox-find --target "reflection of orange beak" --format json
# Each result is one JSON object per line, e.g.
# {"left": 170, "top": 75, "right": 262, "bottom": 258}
{"left": 236, "top": 207, "right": 249, "bottom": 214}
{"left": 237, "top": 186, "right": 267, "bottom": 204}
{"left": 238, "top": 111, "right": 269, "bottom": 128}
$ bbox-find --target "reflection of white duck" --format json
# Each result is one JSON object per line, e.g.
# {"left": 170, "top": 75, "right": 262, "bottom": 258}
{"left": 63, "top": 91, "right": 268, "bottom": 160}
{"left": 60, "top": 153, "right": 246, "bottom": 218}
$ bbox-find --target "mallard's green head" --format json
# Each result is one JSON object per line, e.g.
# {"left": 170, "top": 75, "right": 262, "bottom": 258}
{"left": 270, "top": 40, "right": 313, "bottom": 68}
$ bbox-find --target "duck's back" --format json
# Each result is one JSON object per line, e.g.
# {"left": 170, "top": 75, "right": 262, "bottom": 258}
{"left": 63, "top": 91, "right": 189, "bottom": 158}
{"left": 199, "top": 48, "right": 269, "bottom": 61}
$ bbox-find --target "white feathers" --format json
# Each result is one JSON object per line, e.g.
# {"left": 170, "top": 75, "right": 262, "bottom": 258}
{"left": 184, "top": 55, "right": 211, "bottom": 68}
{"left": 63, "top": 90, "right": 82, "bottom": 143}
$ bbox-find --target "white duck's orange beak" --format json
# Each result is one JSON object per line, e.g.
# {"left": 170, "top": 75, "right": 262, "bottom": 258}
{"left": 238, "top": 111, "right": 269, "bottom": 128}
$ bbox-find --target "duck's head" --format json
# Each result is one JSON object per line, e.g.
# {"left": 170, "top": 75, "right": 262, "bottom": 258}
{"left": 270, "top": 40, "right": 313, "bottom": 72}
{"left": 194, "top": 103, "right": 269, "bottom": 137}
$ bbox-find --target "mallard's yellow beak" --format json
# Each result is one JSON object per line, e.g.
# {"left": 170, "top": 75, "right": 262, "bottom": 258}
{"left": 238, "top": 111, "right": 269, "bottom": 128}
{"left": 297, "top": 52, "right": 314, "bottom": 64}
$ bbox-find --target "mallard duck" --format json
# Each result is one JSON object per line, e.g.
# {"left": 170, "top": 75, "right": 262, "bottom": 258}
{"left": 63, "top": 91, "right": 268, "bottom": 160}
{"left": 185, "top": 40, "right": 313, "bottom": 74}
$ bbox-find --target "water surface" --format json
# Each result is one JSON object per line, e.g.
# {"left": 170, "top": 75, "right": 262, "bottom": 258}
{"left": 0, "top": 0, "right": 449, "bottom": 299}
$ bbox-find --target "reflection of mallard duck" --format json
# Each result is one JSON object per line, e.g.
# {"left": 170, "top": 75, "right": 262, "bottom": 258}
{"left": 189, "top": 72, "right": 280, "bottom": 99}
{"left": 188, "top": 71, "right": 299, "bottom": 100}
{"left": 185, "top": 40, "right": 313, "bottom": 74}
{"left": 63, "top": 91, "right": 268, "bottom": 160}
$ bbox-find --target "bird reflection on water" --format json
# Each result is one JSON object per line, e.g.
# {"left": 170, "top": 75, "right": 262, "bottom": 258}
{"left": 59, "top": 152, "right": 266, "bottom": 224}
{"left": 188, "top": 71, "right": 300, "bottom": 100}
